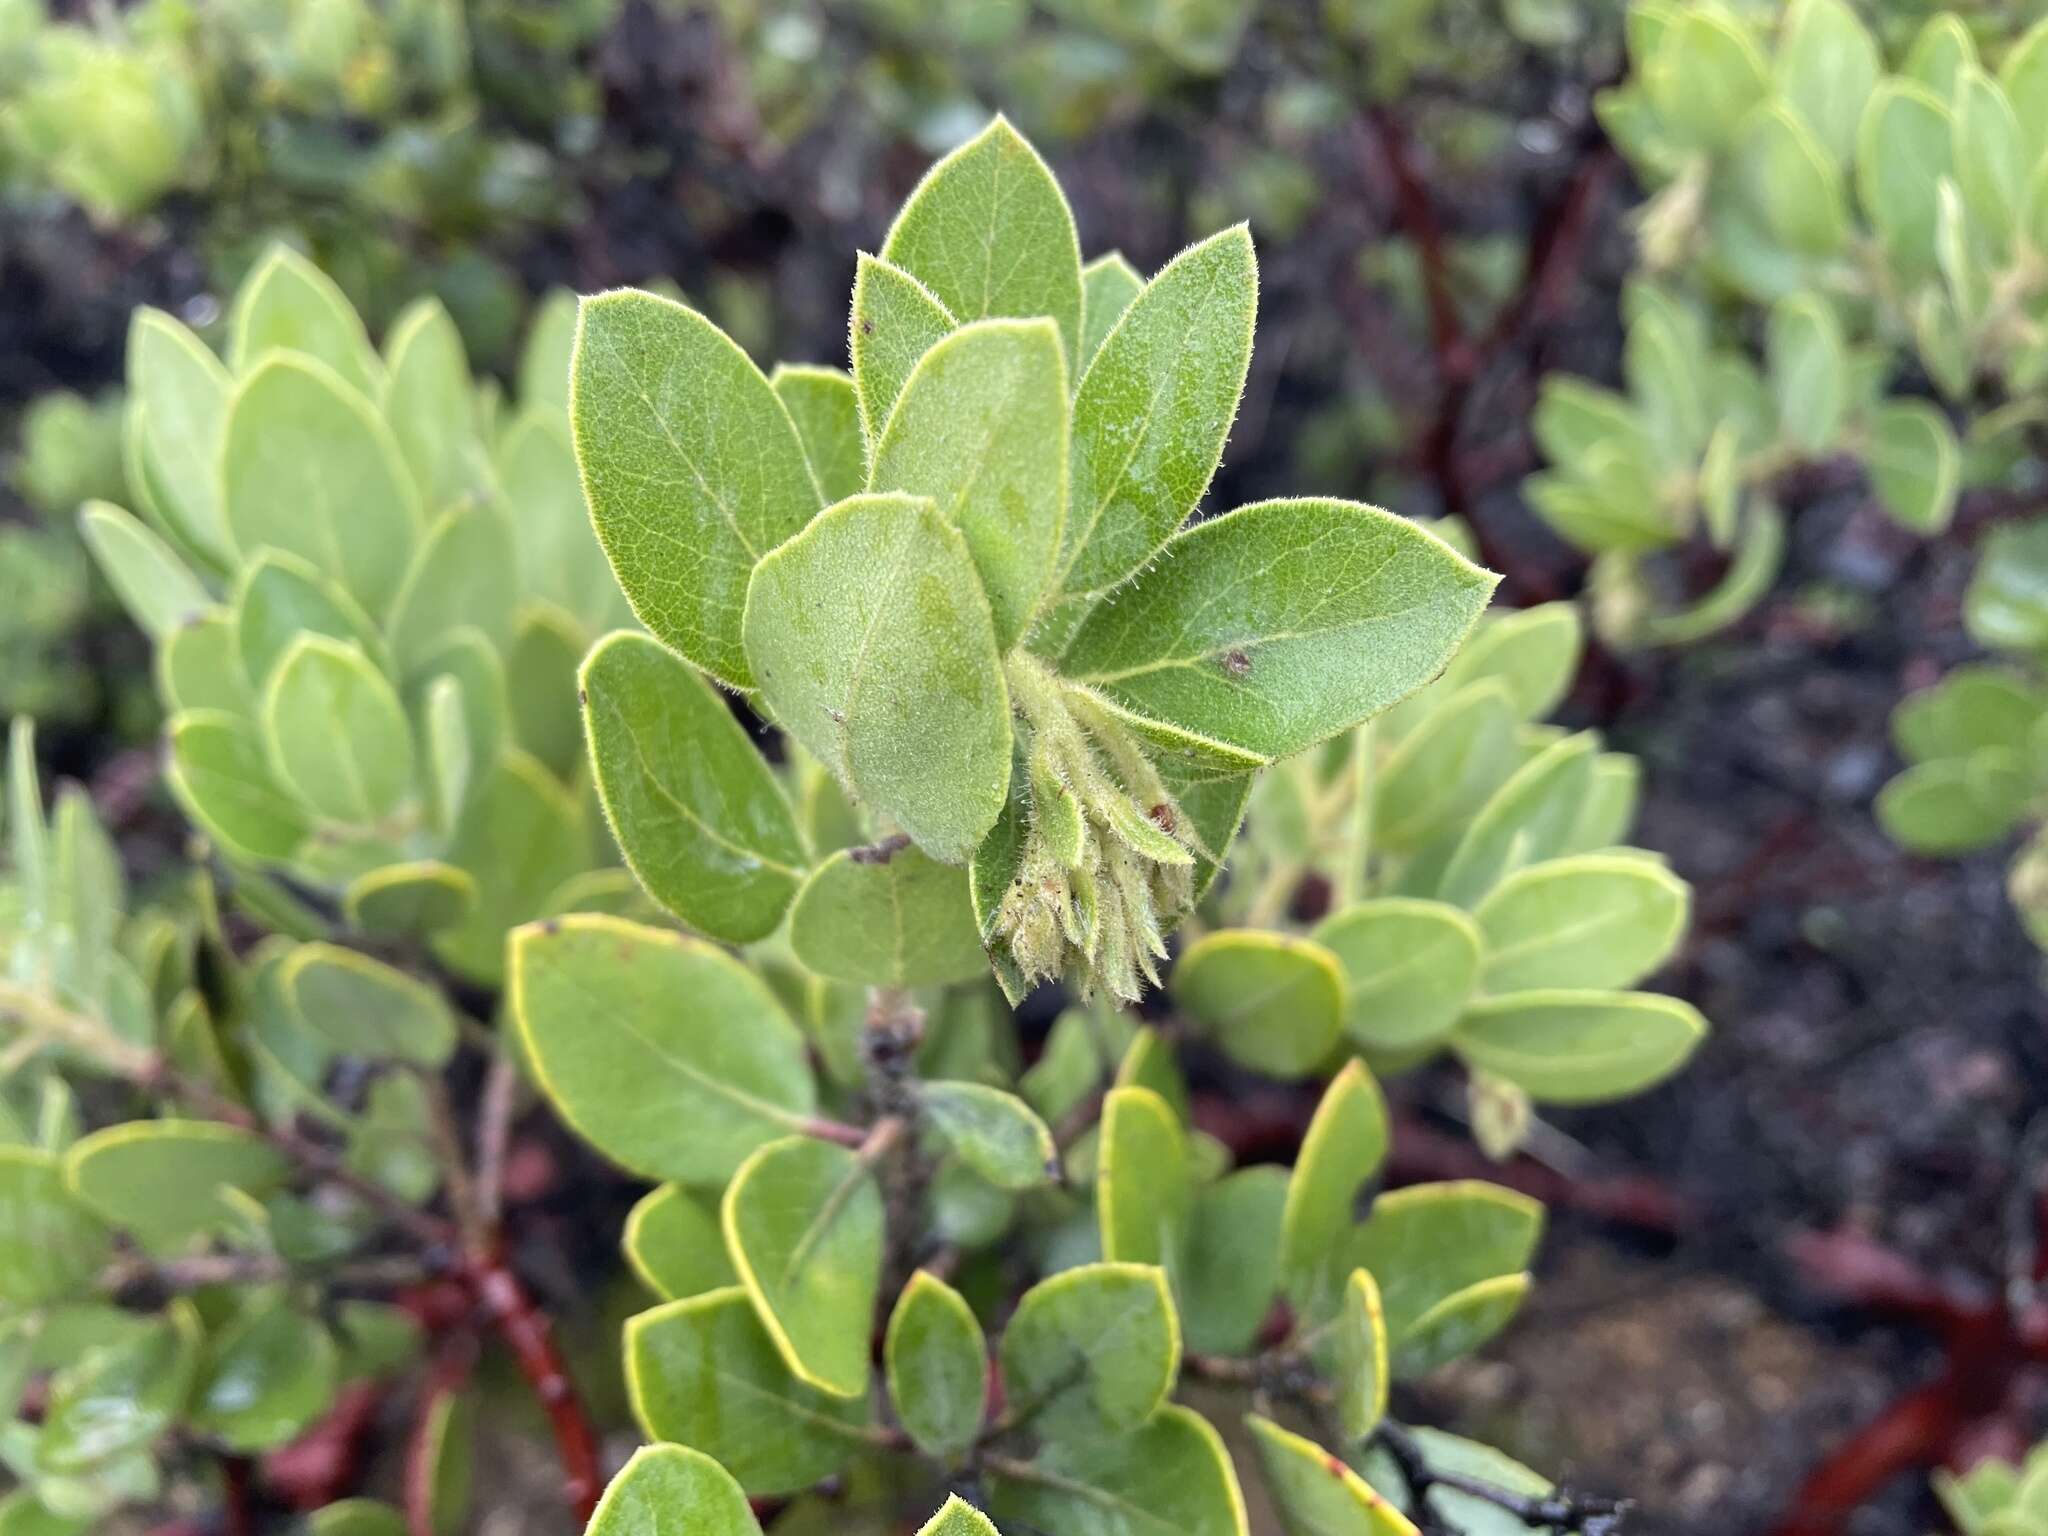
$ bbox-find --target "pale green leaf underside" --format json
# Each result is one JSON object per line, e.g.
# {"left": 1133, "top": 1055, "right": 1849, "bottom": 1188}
{"left": 743, "top": 492, "right": 1012, "bottom": 864}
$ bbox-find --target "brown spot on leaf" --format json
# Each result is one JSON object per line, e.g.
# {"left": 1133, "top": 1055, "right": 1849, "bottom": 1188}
{"left": 1223, "top": 649, "right": 1253, "bottom": 678}
{"left": 850, "top": 833, "right": 913, "bottom": 865}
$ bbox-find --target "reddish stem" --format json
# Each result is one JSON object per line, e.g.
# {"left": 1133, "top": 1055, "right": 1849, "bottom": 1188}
{"left": 1370, "top": 106, "right": 1472, "bottom": 381}
{"left": 264, "top": 1381, "right": 385, "bottom": 1511}
{"left": 1773, "top": 1379, "right": 1958, "bottom": 1536}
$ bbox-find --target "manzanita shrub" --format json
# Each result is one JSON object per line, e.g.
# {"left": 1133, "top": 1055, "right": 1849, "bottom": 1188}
{"left": 518, "top": 115, "right": 1687, "bottom": 1534}
{"left": 0, "top": 116, "right": 1707, "bottom": 1535}
{"left": 81, "top": 244, "right": 628, "bottom": 983}
{"left": 1879, "top": 516, "right": 2048, "bottom": 954}
{"left": 1529, "top": 2, "right": 2048, "bottom": 646}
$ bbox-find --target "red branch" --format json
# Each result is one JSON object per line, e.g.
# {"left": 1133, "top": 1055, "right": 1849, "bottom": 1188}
{"left": 264, "top": 1381, "right": 385, "bottom": 1511}
{"left": 1364, "top": 104, "right": 1621, "bottom": 605}
{"left": 1773, "top": 1220, "right": 2048, "bottom": 1536}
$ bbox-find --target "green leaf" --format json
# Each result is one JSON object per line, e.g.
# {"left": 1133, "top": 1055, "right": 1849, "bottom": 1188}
{"left": 580, "top": 631, "right": 806, "bottom": 944}
{"left": 919, "top": 1496, "right": 1004, "bottom": 1536}
{"left": 1766, "top": 294, "right": 1846, "bottom": 452}
{"left": 921, "top": 1082, "right": 1057, "bottom": 1191}
{"left": 77, "top": 502, "right": 208, "bottom": 640}
{"left": 166, "top": 711, "right": 309, "bottom": 863}
{"left": 788, "top": 843, "right": 988, "bottom": 986}
{"left": 1174, "top": 931, "right": 1344, "bottom": 1078}
{"left": 1342, "top": 1182, "right": 1540, "bottom": 1349}
{"left": 386, "top": 500, "right": 517, "bottom": 671}
{"left": 39, "top": 1302, "right": 199, "bottom": 1471}
{"left": 1474, "top": 855, "right": 1689, "bottom": 993}
{"left": 1867, "top": 400, "right": 1960, "bottom": 535}
{"left": 1952, "top": 66, "right": 2025, "bottom": 255}
{"left": 505, "top": 606, "right": 586, "bottom": 779}
{"left": 1894, "top": 666, "right": 2046, "bottom": 764}
{"left": 380, "top": 298, "right": 482, "bottom": 514}
{"left": 280, "top": 942, "right": 456, "bottom": 1067}
{"left": 65, "top": 1121, "right": 287, "bottom": 1249}
{"left": 1435, "top": 731, "right": 1600, "bottom": 907}
{"left": 1357, "top": 1427, "right": 1561, "bottom": 1536}
{"left": 1390, "top": 1272, "right": 1529, "bottom": 1378}
{"left": 1967, "top": 520, "right": 2048, "bottom": 652}
{"left": 624, "top": 1184, "right": 737, "bottom": 1301}
{"left": 1064, "top": 500, "right": 1497, "bottom": 762}
{"left": 1335, "top": 1268, "right": 1390, "bottom": 1439}
{"left": 849, "top": 254, "right": 958, "bottom": 448}
{"left": 1724, "top": 101, "right": 1848, "bottom": 259}
{"left": 221, "top": 355, "right": 420, "bottom": 619}
{"left": 1098, "top": 1086, "right": 1192, "bottom": 1271}
{"left": 570, "top": 289, "right": 822, "bottom": 689}
{"left": 1856, "top": 80, "right": 1952, "bottom": 282}
{"left": 881, "top": 116, "right": 1083, "bottom": 372}
{"left": 1180, "top": 1166, "right": 1287, "bottom": 1356}
{"left": 587, "top": 1444, "right": 764, "bottom": 1536}
{"left": 626, "top": 1287, "right": 866, "bottom": 1497}
{"left": 228, "top": 245, "right": 379, "bottom": 392}
{"left": 743, "top": 492, "right": 1012, "bottom": 863}
{"left": 413, "top": 1385, "right": 474, "bottom": 1536}
{"left": 721, "top": 1135, "right": 883, "bottom": 1398}
{"left": 520, "top": 290, "right": 579, "bottom": 413}
{"left": 1877, "top": 756, "right": 2027, "bottom": 853}
{"left": 0, "top": 1149, "right": 111, "bottom": 1306}
{"left": 771, "top": 365, "right": 866, "bottom": 505}
{"left": 341, "top": 861, "right": 476, "bottom": 937}
{"left": 1079, "top": 253, "right": 1143, "bottom": 373}
{"left": 1280, "top": 1061, "right": 1389, "bottom": 1323}
{"left": 1438, "top": 604, "right": 1581, "bottom": 722}
{"left": 1059, "top": 227, "right": 1257, "bottom": 596}
{"left": 126, "top": 308, "right": 231, "bottom": 564}
{"left": 512, "top": 914, "right": 817, "bottom": 1183}
{"left": 2003, "top": 18, "right": 2048, "bottom": 161}
{"left": 870, "top": 318, "right": 1068, "bottom": 648}
{"left": 1247, "top": 1415, "right": 1416, "bottom": 1536}
{"left": 234, "top": 549, "right": 387, "bottom": 696}
{"left": 158, "top": 609, "right": 251, "bottom": 715}
{"left": 1373, "top": 682, "right": 1519, "bottom": 852}
{"left": 1313, "top": 900, "right": 1480, "bottom": 1053}
{"left": 429, "top": 750, "right": 587, "bottom": 985}
{"left": 999, "top": 1261, "right": 1179, "bottom": 1436}
{"left": 261, "top": 636, "right": 415, "bottom": 827}
{"left": 885, "top": 1271, "right": 989, "bottom": 1462}
{"left": 1773, "top": 0, "right": 1878, "bottom": 163}
{"left": 1643, "top": 6, "right": 1767, "bottom": 150}
{"left": 1453, "top": 990, "right": 1707, "bottom": 1103}
{"left": 305, "top": 1501, "right": 406, "bottom": 1536}
{"left": 495, "top": 408, "right": 630, "bottom": 636}
{"left": 991, "top": 1404, "right": 1248, "bottom": 1536}
{"left": 191, "top": 1304, "right": 337, "bottom": 1451}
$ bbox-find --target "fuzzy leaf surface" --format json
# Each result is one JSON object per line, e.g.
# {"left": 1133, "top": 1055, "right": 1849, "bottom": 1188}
{"left": 743, "top": 493, "right": 1011, "bottom": 862}
{"left": 571, "top": 290, "right": 821, "bottom": 689}
{"left": 1063, "top": 500, "right": 1497, "bottom": 762}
